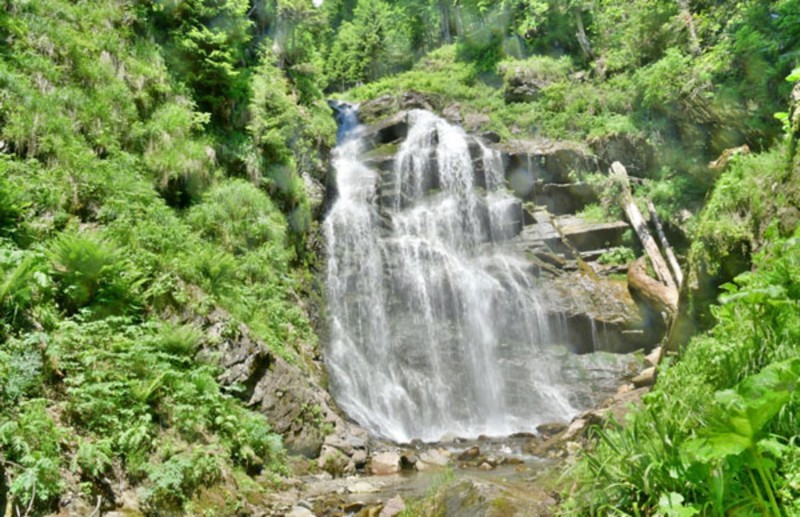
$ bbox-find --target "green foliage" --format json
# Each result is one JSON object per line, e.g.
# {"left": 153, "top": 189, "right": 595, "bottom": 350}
{"left": 144, "top": 0, "right": 254, "bottom": 124}
{"left": 0, "top": 0, "right": 325, "bottom": 513}
{"left": 0, "top": 172, "right": 27, "bottom": 239}
{"left": 48, "top": 231, "right": 142, "bottom": 318}
{"left": 0, "top": 245, "right": 51, "bottom": 334}
{"left": 498, "top": 54, "right": 573, "bottom": 84}
{"left": 188, "top": 180, "right": 287, "bottom": 255}
{"left": 137, "top": 100, "right": 217, "bottom": 207}
{"left": 248, "top": 51, "right": 335, "bottom": 237}
{"left": 456, "top": 25, "right": 505, "bottom": 73}
{"left": 50, "top": 318, "right": 285, "bottom": 511}
{"left": 0, "top": 400, "right": 64, "bottom": 510}
{"left": 325, "top": 0, "right": 412, "bottom": 87}
{"left": 690, "top": 149, "right": 787, "bottom": 274}
{"left": 598, "top": 246, "right": 636, "bottom": 266}
{"left": 568, "top": 229, "right": 800, "bottom": 514}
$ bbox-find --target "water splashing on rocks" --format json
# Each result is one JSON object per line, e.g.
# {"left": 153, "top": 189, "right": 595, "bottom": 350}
{"left": 324, "top": 106, "right": 576, "bottom": 443}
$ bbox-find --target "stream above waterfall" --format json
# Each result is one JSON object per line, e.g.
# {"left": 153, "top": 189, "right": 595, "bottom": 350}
{"left": 323, "top": 103, "right": 633, "bottom": 443}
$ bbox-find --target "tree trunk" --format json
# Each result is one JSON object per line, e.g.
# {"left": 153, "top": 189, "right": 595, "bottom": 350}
{"left": 610, "top": 162, "right": 678, "bottom": 307}
{"left": 438, "top": 0, "right": 451, "bottom": 44}
{"left": 573, "top": 8, "right": 594, "bottom": 59}
{"left": 628, "top": 257, "right": 677, "bottom": 317}
{"left": 677, "top": 0, "right": 701, "bottom": 55}
{"left": 647, "top": 200, "right": 683, "bottom": 287}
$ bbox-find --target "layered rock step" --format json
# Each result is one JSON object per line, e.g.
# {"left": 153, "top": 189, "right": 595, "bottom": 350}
{"left": 349, "top": 105, "right": 663, "bottom": 355}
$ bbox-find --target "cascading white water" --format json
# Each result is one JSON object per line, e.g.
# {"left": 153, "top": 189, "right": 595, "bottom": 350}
{"left": 324, "top": 106, "right": 575, "bottom": 443}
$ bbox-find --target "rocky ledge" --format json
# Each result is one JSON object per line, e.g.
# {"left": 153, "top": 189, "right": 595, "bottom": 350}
{"left": 350, "top": 97, "right": 665, "bottom": 355}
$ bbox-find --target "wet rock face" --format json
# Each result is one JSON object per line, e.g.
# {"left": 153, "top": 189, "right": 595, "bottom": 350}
{"left": 343, "top": 110, "right": 663, "bottom": 359}
{"left": 197, "top": 309, "right": 368, "bottom": 460}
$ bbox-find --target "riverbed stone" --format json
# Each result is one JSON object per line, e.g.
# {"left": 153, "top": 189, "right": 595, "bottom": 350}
{"left": 369, "top": 452, "right": 401, "bottom": 475}
{"left": 287, "top": 506, "right": 316, "bottom": 517}
{"left": 352, "top": 449, "right": 368, "bottom": 468}
{"left": 400, "top": 450, "right": 418, "bottom": 469}
{"left": 536, "top": 422, "right": 567, "bottom": 437}
{"left": 318, "top": 445, "right": 351, "bottom": 476}
{"left": 417, "top": 448, "right": 451, "bottom": 471}
{"left": 348, "top": 481, "right": 380, "bottom": 494}
{"left": 457, "top": 446, "right": 480, "bottom": 461}
{"left": 380, "top": 496, "right": 406, "bottom": 517}
{"left": 632, "top": 366, "right": 656, "bottom": 387}
{"left": 430, "top": 478, "right": 555, "bottom": 516}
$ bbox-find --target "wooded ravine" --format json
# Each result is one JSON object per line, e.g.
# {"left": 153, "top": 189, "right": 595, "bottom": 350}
{"left": 1, "top": 0, "right": 800, "bottom": 515}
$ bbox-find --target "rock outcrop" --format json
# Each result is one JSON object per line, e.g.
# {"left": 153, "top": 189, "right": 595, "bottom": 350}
{"left": 197, "top": 309, "right": 368, "bottom": 464}
{"left": 345, "top": 104, "right": 669, "bottom": 355}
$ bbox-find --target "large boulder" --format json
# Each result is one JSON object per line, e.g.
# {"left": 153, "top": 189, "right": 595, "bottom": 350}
{"left": 358, "top": 91, "right": 435, "bottom": 125}
{"left": 361, "top": 111, "right": 409, "bottom": 148}
{"left": 534, "top": 183, "right": 598, "bottom": 215}
{"left": 555, "top": 215, "right": 630, "bottom": 252}
{"left": 539, "top": 272, "right": 647, "bottom": 353}
{"left": 369, "top": 451, "right": 401, "bottom": 475}
{"left": 501, "top": 138, "right": 601, "bottom": 187}
{"left": 589, "top": 132, "right": 655, "bottom": 176}
{"left": 198, "top": 310, "right": 364, "bottom": 459}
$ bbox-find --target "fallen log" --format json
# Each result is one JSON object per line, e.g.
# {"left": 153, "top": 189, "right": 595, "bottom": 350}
{"left": 610, "top": 162, "right": 678, "bottom": 304}
{"left": 628, "top": 257, "right": 678, "bottom": 317}
{"left": 647, "top": 200, "right": 683, "bottom": 288}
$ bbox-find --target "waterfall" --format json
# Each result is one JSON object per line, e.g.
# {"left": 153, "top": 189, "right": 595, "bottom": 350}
{"left": 324, "top": 106, "right": 575, "bottom": 443}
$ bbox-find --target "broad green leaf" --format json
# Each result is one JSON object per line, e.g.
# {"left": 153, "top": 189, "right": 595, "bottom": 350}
{"left": 682, "top": 433, "right": 750, "bottom": 463}
{"left": 657, "top": 492, "right": 700, "bottom": 517}
{"left": 719, "top": 285, "right": 787, "bottom": 305}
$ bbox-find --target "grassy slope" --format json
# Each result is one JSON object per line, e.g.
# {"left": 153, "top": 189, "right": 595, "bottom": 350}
{"left": 0, "top": 1, "right": 333, "bottom": 515}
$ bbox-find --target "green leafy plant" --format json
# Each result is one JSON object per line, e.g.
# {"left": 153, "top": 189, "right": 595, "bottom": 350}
{"left": 682, "top": 358, "right": 800, "bottom": 516}
{"left": 48, "top": 231, "right": 142, "bottom": 318}
{"left": 598, "top": 246, "right": 636, "bottom": 265}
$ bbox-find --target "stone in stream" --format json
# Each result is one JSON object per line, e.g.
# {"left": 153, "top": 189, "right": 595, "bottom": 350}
{"left": 352, "top": 449, "right": 368, "bottom": 468}
{"left": 536, "top": 422, "right": 567, "bottom": 438}
{"left": 348, "top": 481, "right": 380, "bottom": 494}
{"left": 379, "top": 496, "right": 406, "bottom": 517}
{"left": 457, "top": 446, "right": 480, "bottom": 461}
{"left": 431, "top": 478, "right": 555, "bottom": 516}
{"left": 287, "top": 507, "right": 315, "bottom": 517}
{"left": 416, "top": 448, "right": 451, "bottom": 471}
{"left": 632, "top": 366, "right": 656, "bottom": 387}
{"left": 400, "top": 451, "right": 418, "bottom": 469}
{"left": 369, "top": 451, "right": 401, "bottom": 475}
{"left": 344, "top": 501, "right": 367, "bottom": 513}
{"left": 317, "top": 444, "right": 353, "bottom": 476}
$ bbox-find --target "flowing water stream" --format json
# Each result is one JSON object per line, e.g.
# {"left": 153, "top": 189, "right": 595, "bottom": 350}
{"left": 324, "top": 105, "right": 576, "bottom": 443}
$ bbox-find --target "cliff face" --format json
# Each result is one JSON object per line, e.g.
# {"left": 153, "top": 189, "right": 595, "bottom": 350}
{"left": 346, "top": 100, "right": 661, "bottom": 357}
